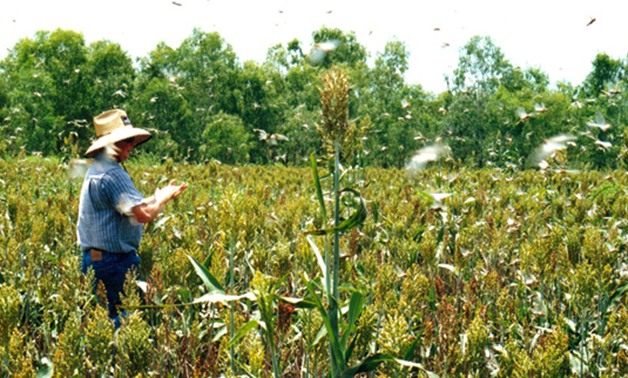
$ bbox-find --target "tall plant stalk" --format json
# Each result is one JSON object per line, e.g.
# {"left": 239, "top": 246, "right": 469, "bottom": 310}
{"left": 320, "top": 67, "right": 350, "bottom": 376}
{"left": 309, "top": 67, "right": 433, "bottom": 377}
{"left": 333, "top": 137, "right": 341, "bottom": 303}
{"left": 328, "top": 136, "right": 342, "bottom": 375}
{"left": 228, "top": 237, "right": 236, "bottom": 374}
{"left": 314, "top": 66, "right": 367, "bottom": 376}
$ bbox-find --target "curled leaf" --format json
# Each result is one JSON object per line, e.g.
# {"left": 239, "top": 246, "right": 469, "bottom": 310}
{"left": 305, "top": 188, "right": 367, "bottom": 235}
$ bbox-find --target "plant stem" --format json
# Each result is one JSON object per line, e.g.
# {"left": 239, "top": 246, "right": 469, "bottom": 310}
{"left": 333, "top": 137, "right": 341, "bottom": 302}
{"left": 229, "top": 239, "right": 236, "bottom": 375}
{"left": 305, "top": 309, "right": 311, "bottom": 377}
{"left": 328, "top": 136, "right": 342, "bottom": 375}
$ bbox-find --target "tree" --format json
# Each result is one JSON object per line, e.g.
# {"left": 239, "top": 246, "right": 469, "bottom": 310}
{"left": 360, "top": 40, "right": 431, "bottom": 167}
{"left": 172, "top": 29, "right": 240, "bottom": 116}
{"left": 235, "top": 61, "right": 288, "bottom": 163}
{"left": 134, "top": 29, "right": 240, "bottom": 161}
{"left": 577, "top": 54, "right": 627, "bottom": 169}
{"left": 442, "top": 89, "right": 492, "bottom": 166}
{"left": 72, "top": 40, "right": 138, "bottom": 154}
{"left": 200, "top": 112, "right": 252, "bottom": 164}
{"left": 283, "top": 27, "right": 368, "bottom": 70}
{"left": 310, "top": 27, "right": 368, "bottom": 69}
{"left": 276, "top": 103, "right": 323, "bottom": 165}
{"left": 0, "top": 29, "right": 88, "bottom": 155}
{"left": 449, "top": 36, "right": 513, "bottom": 95}
{"left": 582, "top": 53, "right": 624, "bottom": 98}
{"left": 84, "top": 41, "right": 136, "bottom": 112}
{"left": 129, "top": 74, "right": 193, "bottom": 161}
{"left": 501, "top": 66, "right": 550, "bottom": 94}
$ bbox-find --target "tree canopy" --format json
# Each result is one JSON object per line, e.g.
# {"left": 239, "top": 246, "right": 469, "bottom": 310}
{"left": 0, "top": 28, "right": 626, "bottom": 170}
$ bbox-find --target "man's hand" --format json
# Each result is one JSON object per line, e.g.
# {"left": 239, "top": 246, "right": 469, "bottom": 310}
{"left": 132, "top": 179, "right": 189, "bottom": 223}
{"left": 155, "top": 180, "right": 189, "bottom": 204}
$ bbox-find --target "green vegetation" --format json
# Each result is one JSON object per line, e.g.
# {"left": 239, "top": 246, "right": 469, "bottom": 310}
{"left": 1, "top": 26, "right": 628, "bottom": 377}
{"left": 1, "top": 157, "right": 628, "bottom": 376}
{"left": 0, "top": 28, "right": 626, "bottom": 169}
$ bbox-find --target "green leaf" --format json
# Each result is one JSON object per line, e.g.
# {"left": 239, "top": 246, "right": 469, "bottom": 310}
{"left": 340, "top": 291, "right": 365, "bottom": 351}
{"left": 412, "top": 225, "right": 425, "bottom": 243}
{"left": 188, "top": 254, "right": 225, "bottom": 294}
{"left": 403, "top": 336, "right": 421, "bottom": 361}
{"left": 279, "top": 295, "right": 317, "bottom": 309}
{"left": 306, "top": 235, "right": 327, "bottom": 287}
{"left": 437, "top": 225, "right": 446, "bottom": 244}
{"left": 371, "top": 201, "right": 379, "bottom": 224}
{"left": 416, "top": 190, "right": 435, "bottom": 205}
{"left": 313, "top": 322, "right": 328, "bottom": 346}
{"left": 227, "top": 319, "right": 261, "bottom": 348}
{"left": 305, "top": 188, "right": 367, "bottom": 235}
{"left": 335, "top": 188, "right": 367, "bottom": 230}
{"left": 608, "top": 282, "right": 628, "bottom": 309}
{"left": 305, "top": 278, "right": 345, "bottom": 369}
{"left": 310, "top": 153, "right": 327, "bottom": 221}
{"left": 341, "top": 354, "right": 439, "bottom": 378}
{"left": 35, "top": 357, "right": 53, "bottom": 378}
{"left": 177, "top": 286, "right": 192, "bottom": 303}
{"left": 202, "top": 248, "right": 215, "bottom": 269}
{"left": 341, "top": 353, "right": 393, "bottom": 376}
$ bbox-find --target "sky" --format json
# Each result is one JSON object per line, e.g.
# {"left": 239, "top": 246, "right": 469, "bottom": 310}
{"left": 1, "top": 0, "right": 627, "bottom": 93}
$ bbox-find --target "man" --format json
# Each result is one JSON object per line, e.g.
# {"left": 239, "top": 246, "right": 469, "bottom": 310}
{"left": 77, "top": 108, "right": 188, "bottom": 326}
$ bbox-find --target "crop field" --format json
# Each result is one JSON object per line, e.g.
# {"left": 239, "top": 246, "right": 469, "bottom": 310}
{"left": 1, "top": 155, "right": 628, "bottom": 377}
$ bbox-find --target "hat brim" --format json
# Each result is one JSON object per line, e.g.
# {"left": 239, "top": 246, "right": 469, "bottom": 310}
{"left": 85, "top": 126, "right": 152, "bottom": 157}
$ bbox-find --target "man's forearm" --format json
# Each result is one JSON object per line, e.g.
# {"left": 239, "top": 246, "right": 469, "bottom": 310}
{"left": 133, "top": 195, "right": 166, "bottom": 223}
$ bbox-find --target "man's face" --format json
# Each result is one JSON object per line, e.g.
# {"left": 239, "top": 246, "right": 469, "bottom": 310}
{"left": 115, "top": 137, "right": 135, "bottom": 162}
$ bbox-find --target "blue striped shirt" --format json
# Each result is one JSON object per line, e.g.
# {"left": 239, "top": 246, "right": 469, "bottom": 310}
{"left": 76, "top": 154, "right": 145, "bottom": 253}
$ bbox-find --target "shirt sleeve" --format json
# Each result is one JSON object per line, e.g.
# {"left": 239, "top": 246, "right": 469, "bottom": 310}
{"left": 100, "top": 167, "right": 145, "bottom": 217}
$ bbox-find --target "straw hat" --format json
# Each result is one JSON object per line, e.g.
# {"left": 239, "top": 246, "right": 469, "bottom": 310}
{"left": 85, "top": 109, "right": 152, "bottom": 157}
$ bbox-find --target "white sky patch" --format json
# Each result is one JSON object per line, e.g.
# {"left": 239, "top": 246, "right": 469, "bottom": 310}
{"left": 1, "top": 0, "right": 627, "bottom": 93}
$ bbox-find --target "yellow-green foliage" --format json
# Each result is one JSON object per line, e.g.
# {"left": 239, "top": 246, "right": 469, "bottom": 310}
{"left": 300, "top": 308, "right": 329, "bottom": 377}
{"left": 121, "top": 268, "right": 142, "bottom": 311}
{"left": 499, "top": 339, "right": 533, "bottom": 378}
{"left": 529, "top": 327, "right": 570, "bottom": 377}
{"left": 4, "top": 328, "right": 35, "bottom": 378}
{"left": 0, "top": 283, "right": 20, "bottom": 346}
{"left": 350, "top": 304, "right": 377, "bottom": 366}
{"left": 115, "top": 312, "right": 152, "bottom": 377}
{"left": 603, "top": 306, "right": 628, "bottom": 376}
{"left": 372, "top": 262, "right": 401, "bottom": 313}
{"left": 378, "top": 307, "right": 413, "bottom": 376}
{"left": 52, "top": 312, "right": 84, "bottom": 377}
{"left": 84, "top": 305, "right": 115, "bottom": 375}
{"left": 247, "top": 332, "right": 266, "bottom": 376}
{"left": 571, "top": 261, "right": 599, "bottom": 312}
{"left": 3, "top": 158, "right": 628, "bottom": 376}
{"left": 400, "top": 263, "right": 431, "bottom": 320}
{"left": 460, "top": 311, "right": 489, "bottom": 374}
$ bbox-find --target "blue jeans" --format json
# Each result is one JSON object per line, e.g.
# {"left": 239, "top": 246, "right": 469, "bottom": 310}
{"left": 82, "top": 250, "right": 141, "bottom": 321}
